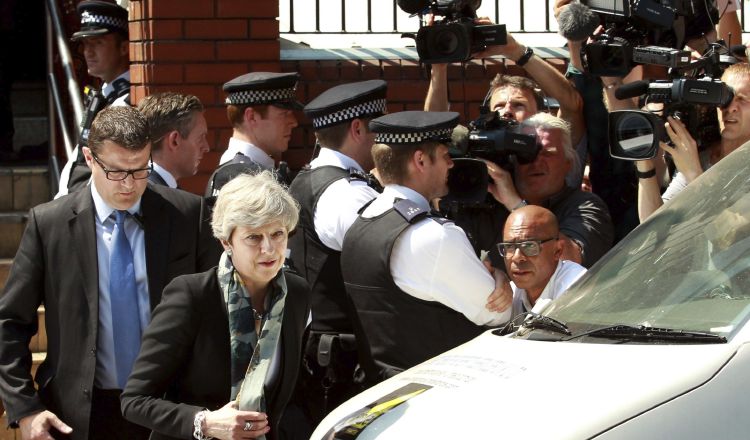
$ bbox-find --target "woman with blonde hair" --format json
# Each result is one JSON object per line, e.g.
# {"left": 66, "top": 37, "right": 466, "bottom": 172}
{"left": 122, "top": 171, "right": 310, "bottom": 440}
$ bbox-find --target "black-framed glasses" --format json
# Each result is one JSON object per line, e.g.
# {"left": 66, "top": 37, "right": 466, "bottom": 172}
{"left": 91, "top": 152, "right": 153, "bottom": 181}
{"left": 498, "top": 237, "right": 558, "bottom": 257}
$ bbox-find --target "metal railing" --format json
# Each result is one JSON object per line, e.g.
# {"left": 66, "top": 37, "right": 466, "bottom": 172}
{"left": 45, "top": 0, "right": 84, "bottom": 192}
{"left": 281, "top": 0, "right": 559, "bottom": 40}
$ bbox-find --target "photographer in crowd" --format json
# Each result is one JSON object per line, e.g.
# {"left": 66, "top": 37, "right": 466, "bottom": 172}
{"left": 425, "top": 29, "right": 588, "bottom": 188}
{"left": 635, "top": 63, "right": 750, "bottom": 221}
{"left": 483, "top": 113, "right": 613, "bottom": 268}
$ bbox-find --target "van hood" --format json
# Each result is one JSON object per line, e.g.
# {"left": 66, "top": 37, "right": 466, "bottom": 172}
{"left": 312, "top": 330, "right": 739, "bottom": 439}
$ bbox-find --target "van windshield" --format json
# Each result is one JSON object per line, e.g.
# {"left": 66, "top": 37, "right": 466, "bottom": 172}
{"left": 543, "top": 143, "right": 750, "bottom": 340}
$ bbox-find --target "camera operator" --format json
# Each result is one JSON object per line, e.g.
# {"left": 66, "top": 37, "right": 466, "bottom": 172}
{"left": 483, "top": 113, "right": 613, "bottom": 268}
{"left": 636, "top": 63, "right": 750, "bottom": 221}
{"left": 425, "top": 29, "right": 588, "bottom": 188}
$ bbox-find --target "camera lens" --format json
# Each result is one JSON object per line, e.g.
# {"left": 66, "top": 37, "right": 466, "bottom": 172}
{"left": 615, "top": 113, "right": 653, "bottom": 153}
{"left": 433, "top": 28, "right": 459, "bottom": 56}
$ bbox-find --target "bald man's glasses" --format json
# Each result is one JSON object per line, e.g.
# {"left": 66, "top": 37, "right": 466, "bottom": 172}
{"left": 498, "top": 237, "right": 557, "bottom": 257}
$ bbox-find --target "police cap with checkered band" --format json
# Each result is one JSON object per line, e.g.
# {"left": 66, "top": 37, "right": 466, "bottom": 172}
{"left": 369, "top": 111, "right": 459, "bottom": 145}
{"left": 71, "top": 1, "right": 129, "bottom": 42}
{"left": 304, "top": 80, "right": 387, "bottom": 129}
{"left": 223, "top": 72, "right": 304, "bottom": 110}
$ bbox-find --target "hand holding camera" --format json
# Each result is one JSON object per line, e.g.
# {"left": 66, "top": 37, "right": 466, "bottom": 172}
{"left": 660, "top": 116, "right": 703, "bottom": 183}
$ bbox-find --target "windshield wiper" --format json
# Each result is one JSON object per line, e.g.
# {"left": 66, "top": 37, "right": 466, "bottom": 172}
{"left": 520, "top": 313, "right": 571, "bottom": 336}
{"left": 567, "top": 325, "right": 727, "bottom": 343}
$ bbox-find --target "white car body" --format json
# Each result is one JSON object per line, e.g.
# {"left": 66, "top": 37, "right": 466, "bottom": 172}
{"left": 313, "top": 142, "right": 750, "bottom": 439}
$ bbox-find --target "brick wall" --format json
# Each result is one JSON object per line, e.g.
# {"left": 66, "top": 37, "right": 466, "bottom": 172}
{"left": 128, "top": 0, "right": 281, "bottom": 194}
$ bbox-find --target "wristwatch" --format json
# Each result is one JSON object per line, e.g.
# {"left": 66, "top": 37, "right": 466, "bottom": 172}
{"left": 515, "top": 46, "right": 534, "bottom": 67}
{"left": 512, "top": 200, "right": 528, "bottom": 211}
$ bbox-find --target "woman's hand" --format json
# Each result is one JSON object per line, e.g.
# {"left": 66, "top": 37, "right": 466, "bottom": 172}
{"left": 660, "top": 116, "right": 703, "bottom": 183}
{"left": 204, "top": 401, "right": 270, "bottom": 440}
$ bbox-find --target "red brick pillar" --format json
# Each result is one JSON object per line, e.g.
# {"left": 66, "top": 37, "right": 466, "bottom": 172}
{"left": 128, "top": 0, "right": 281, "bottom": 194}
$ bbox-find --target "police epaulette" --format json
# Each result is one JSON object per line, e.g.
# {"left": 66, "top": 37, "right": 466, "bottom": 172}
{"left": 393, "top": 199, "right": 430, "bottom": 224}
{"left": 348, "top": 168, "right": 384, "bottom": 192}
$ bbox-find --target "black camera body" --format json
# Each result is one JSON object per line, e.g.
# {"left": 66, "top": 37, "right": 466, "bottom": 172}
{"left": 580, "top": 0, "right": 717, "bottom": 77}
{"left": 466, "top": 111, "right": 539, "bottom": 166}
{"left": 399, "top": 0, "right": 507, "bottom": 64}
{"left": 609, "top": 77, "right": 734, "bottom": 160}
{"left": 443, "top": 111, "right": 538, "bottom": 205}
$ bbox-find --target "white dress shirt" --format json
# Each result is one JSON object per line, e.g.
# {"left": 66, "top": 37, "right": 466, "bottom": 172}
{"left": 310, "top": 148, "right": 379, "bottom": 251}
{"left": 55, "top": 71, "right": 131, "bottom": 199}
{"left": 361, "top": 185, "right": 510, "bottom": 326}
{"left": 91, "top": 183, "right": 150, "bottom": 389}
{"left": 151, "top": 162, "right": 178, "bottom": 188}
{"left": 510, "top": 259, "right": 586, "bottom": 318}
{"left": 219, "top": 137, "right": 275, "bottom": 169}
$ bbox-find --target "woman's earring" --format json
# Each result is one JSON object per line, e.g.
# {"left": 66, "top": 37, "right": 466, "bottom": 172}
{"left": 226, "top": 249, "right": 233, "bottom": 257}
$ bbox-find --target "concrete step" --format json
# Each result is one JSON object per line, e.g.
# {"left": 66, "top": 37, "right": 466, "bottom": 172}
{"left": 0, "top": 166, "right": 50, "bottom": 212}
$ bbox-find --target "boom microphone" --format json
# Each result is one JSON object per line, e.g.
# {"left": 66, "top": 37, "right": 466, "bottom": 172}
{"left": 614, "top": 80, "right": 649, "bottom": 100}
{"left": 557, "top": 2, "right": 600, "bottom": 42}
{"left": 397, "top": 0, "right": 430, "bottom": 15}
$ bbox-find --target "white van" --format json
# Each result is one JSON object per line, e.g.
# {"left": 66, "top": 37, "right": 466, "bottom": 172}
{"left": 312, "top": 142, "right": 750, "bottom": 439}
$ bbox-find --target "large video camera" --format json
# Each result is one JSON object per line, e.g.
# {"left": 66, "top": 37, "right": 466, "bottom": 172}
{"left": 608, "top": 44, "right": 735, "bottom": 160}
{"left": 579, "top": 0, "right": 718, "bottom": 77}
{"left": 398, "top": 0, "right": 507, "bottom": 64}
{"left": 443, "top": 109, "right": 538, "bottom": 205}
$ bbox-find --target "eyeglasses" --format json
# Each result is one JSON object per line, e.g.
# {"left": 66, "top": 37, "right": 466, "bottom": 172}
{"left": 91, "top": 152, "right": 153, "bottom": 181}
{"left": 497, "top": 237, "right": 557, "bottom": 257}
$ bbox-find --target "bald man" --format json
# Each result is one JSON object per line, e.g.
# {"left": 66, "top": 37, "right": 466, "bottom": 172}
{"left": 498, "top": 205, "right": 587, "bottom": 317}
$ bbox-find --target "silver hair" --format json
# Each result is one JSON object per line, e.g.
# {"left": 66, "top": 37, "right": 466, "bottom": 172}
{"left": 521, "top": 112, "right": 575, "bottom": 163}
{"left": 211, "top": 171, "right": 299, "bottom": 241}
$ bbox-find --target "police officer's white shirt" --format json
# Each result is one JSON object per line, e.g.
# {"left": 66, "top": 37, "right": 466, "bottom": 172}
{"left": 510, "top": 259, "right": 586, "bottom": 318}
{"left": 219, "top": 137, "right": 275, "bottom": 169}
{"left": 362, "top": 184, "right": 510, "bottom": 327}
{"left": 55, "top": 70, "right": 131, "bottom": 199}
{"left": 151, "top": 162, "right": 178, "bottom": 188}
{"left": 311, "top": 147, "right": 379, "bottom": 251}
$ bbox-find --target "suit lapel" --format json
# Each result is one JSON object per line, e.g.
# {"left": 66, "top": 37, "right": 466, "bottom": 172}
{"left": 141, "top": 187, "right": 170, "bottom": 309}
{"left": 69, "top": 188, "right": 99, "bottom": 324}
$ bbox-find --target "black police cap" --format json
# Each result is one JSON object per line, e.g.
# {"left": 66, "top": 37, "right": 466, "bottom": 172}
{"left": 369, "top": 111, "right": 460, "bottom": 145}
{"left": 71, "top": 0, "right": 129, "bottom": 42}
{"left": 304, "top": 80, "right": 387, "bottom": 129}
{"left": 223, "top": 72, "right": 303, "bottom": 110}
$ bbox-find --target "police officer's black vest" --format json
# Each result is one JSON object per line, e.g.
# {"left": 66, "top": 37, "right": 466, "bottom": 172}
{"left": 204, "top": 152, "right": 289, "bottom": 210}
{"left": 67, "top": 78, "right": 132, "bottom": 193}
{"left": 341, "top": 199, "right": 486, "bottom": 385}
{"left": 288, "top": 166, "right": 375, "bottom": 333}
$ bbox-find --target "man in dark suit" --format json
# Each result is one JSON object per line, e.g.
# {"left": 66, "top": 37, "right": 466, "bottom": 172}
{"left": 137, "top": 92, "right": 210, "bottom": 189}
{"left": 0, "top": 106, "right": 220, "bottom": 440}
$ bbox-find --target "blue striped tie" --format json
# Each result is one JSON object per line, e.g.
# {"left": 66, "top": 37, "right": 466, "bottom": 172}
{"left": 110, "top": 210, "right": 142, "bottom": 389}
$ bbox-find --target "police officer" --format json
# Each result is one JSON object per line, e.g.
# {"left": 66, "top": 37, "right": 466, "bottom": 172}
{"left": 288, "top": 80, "right": 387, "bottom": 422}
{"left": 341, "top": 111, "right": 513, "bottom": 385}
{"left": 205, "top": 72, "right": 302, "bottom": 197}
{"left": 57, "top": 0, "right": 131, "bottom": 197}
